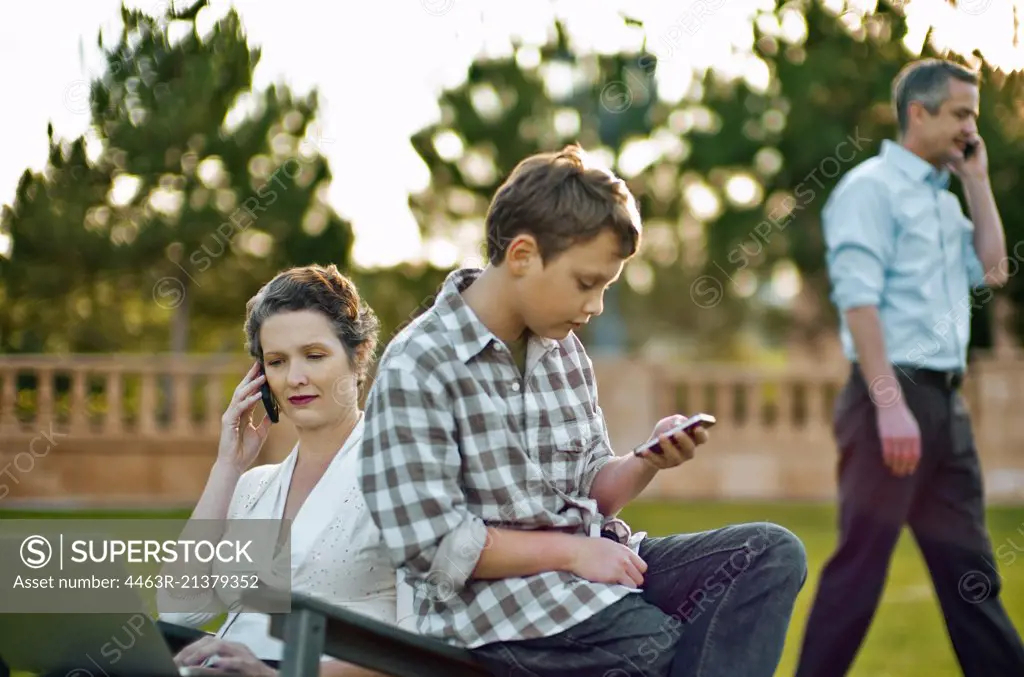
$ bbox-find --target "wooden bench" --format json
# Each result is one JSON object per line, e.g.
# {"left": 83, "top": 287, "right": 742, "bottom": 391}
{"left": 244, "top": 588, "right": 490, "bottom": 677}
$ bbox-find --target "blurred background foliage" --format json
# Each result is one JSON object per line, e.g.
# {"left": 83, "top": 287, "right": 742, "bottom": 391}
{"left": 2, "top": 0, "right": 1023, "bottom": 362}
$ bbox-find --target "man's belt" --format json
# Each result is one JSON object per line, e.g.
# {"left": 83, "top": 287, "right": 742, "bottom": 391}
{"left": 893, "top": 365, "right": 964, "bottom": 390}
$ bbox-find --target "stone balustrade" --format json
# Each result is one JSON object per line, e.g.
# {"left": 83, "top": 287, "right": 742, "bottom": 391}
{"left": 1, "top": 353, "right": 1022, "bottom": 506}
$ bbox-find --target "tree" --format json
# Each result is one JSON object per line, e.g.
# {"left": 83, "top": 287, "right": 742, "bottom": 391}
{"left": 407, "top": 22, "right": 663, "bottom": 354}
{"left": 0, "top": 0, "right": 354, "bottom": 354}
{"left": 0, "top": 129, "right": 139, "bottom": 353}
{"left": 682, "top": 0, "right": 1024, "bottom": 353}
{"left": 407, "top": 0, "right": 1024, "bottom": 360}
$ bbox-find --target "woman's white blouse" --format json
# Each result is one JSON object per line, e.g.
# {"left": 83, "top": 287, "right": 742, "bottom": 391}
{"left": 158, "top": 415, "right": 412, "bottom": 661}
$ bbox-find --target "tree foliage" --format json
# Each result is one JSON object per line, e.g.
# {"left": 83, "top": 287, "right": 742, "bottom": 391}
{"left": 684, "top": 0, "right": 1024, "bottom": 353}
{"left": 407, "top": 0, "right": 1024, "bottom": 359}
{"left": 4, "top": 0, "right": 1023, "bottom": 360}
{"left": 0, "top": 0, "right": 353, "bottom": 354}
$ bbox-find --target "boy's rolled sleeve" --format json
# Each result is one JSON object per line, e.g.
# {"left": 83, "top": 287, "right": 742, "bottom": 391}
{"left": 580, "top": 420, "right": 614, "bottom": 500}
{"left": 579, "top": 354, "right": 614, "bottom": 499}
{"left": 358, "top": 361, "right": 487, "bottom": 593}
{"left": 824, "top": 179, "right": 894, "bottom": 311}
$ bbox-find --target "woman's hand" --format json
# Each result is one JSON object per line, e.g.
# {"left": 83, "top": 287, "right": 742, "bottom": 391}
{"left": 174, "top": 637, "right": 275, "bottom": 676}
{"left": 218, "top": 361, "right": 273, "bottom": 474}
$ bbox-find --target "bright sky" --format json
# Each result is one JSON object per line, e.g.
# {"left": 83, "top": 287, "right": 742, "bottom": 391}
{"left": 1, "top": 0, "right": 1021, "bottom": 269}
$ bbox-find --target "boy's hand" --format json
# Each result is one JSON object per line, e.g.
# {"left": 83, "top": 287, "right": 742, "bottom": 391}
{"left": 568, "top": 537, "right": 648, "bottom": 588}
{"left": 636, "top": 414, "right": 710, "bottom": 470}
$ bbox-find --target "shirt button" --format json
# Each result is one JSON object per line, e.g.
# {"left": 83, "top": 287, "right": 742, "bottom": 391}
{"left": 511, "top": 382, "right": 520, "bottom": 392}
{"left": 493, "top": 344, "right": 504, "bottom": 352}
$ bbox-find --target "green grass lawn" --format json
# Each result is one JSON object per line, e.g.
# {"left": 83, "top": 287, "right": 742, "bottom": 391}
{"left": 618, "top": 500, "right": 1024, "bottom": 677}
{"left": 3, "top": 501, "right": 1023, "bottom": 676}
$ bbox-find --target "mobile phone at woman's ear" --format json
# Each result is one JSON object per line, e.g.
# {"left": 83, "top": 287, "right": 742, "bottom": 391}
{"left": 259, "top": 360, "right": 278, "bottom": 423}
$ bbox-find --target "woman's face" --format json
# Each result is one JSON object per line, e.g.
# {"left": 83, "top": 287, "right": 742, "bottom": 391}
{"left": 258, "top": 309, "right": 359, "bottom": 429}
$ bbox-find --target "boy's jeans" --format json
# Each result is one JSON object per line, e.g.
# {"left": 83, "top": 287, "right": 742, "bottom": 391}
{"left": 470, "top": 523, "right": 807, "bottom": 677}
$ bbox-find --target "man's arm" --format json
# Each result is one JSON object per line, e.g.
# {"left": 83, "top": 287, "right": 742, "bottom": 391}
{"left": 962, "top": 175, "right": 1008, "bottom": 287}
{"left": 826, "top": 177, "right": 922, "bottom": 476}
{"left": 827, "top": 180, "right": 905, "bottom": 395}
{"left": 825, "top": 178, "right": 897, "bottom": 380}
{"left": 845, "top": 306, "right": 897, "bottom": 393}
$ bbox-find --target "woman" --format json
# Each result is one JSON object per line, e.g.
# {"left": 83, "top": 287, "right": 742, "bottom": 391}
{"left": 158, "top": 264, "right": 404, "bottom": 677}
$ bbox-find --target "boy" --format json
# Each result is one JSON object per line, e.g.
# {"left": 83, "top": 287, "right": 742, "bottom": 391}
{"left": 359, "top": 144, "right": 807, "bottom": 677}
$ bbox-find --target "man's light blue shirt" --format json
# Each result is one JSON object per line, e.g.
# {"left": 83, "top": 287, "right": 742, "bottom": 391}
{"left": 824, "top": 139, "right": 987, "bottom": 372}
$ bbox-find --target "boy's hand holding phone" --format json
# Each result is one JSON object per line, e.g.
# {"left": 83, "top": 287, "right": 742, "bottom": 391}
{"left": 632, "top": 413, "right": 715, "bottom": 470}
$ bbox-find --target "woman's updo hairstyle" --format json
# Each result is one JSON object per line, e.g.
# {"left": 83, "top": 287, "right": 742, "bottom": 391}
{"left": 243, "top": 264, "right": 380, "bottom": 388}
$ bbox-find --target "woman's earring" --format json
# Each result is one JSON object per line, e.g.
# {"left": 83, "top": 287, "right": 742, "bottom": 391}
{"left": 249, "top": 411, "right": 266, "bottom": 430}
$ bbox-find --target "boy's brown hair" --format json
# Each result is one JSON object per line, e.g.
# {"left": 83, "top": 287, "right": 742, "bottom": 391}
{"left": 485, "top": 144, "right": 642, "bottom": 264}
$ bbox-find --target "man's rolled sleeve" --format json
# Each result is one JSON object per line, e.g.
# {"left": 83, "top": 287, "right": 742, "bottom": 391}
{"left": 964, "top": 224, "right": 987, "bottom": 288}
{"left": 359, "top": 361, "right": 487, "bottom": 593}
{"left": 823, "top": 178, "right": 894, "bottom": 311}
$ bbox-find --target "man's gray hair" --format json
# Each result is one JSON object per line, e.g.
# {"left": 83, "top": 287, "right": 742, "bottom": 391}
{"left": 892, "top": 58, "right": 979, "bottom": 133}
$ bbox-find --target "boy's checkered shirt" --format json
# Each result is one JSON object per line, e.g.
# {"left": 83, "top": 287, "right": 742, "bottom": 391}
{"left": 358, "top": 267, "right": 640, "bottom": 649}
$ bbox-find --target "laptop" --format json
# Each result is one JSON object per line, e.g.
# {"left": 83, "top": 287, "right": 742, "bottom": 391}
{"left": 0, "top": 611, "right": 193, "bottom": 677}
{"left": 0, "top": 536, "right": 227, "bottom": 677}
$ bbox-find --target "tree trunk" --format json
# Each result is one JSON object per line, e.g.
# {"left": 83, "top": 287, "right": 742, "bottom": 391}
{"left": 161, "top": 271, "right": 190, "bottom": 425}
{"left": 170, "top": 271, "right": 190, "bottom": 353}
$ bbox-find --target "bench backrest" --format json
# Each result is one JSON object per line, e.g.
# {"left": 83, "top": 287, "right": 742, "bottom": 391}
{"left": 246, "top": 588, "right": 490, "bottom": 677}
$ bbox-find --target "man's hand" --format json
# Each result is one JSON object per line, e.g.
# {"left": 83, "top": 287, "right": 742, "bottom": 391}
{"left": 174, "top": 637, "right": 275, "bottom": 676}
{"left": 568, "top": 536, "right": 648, "bottom": 589}
{"left": 947, "top": 133, "right": 988, "bottom": 182}
{"left": 634, "top": 414, "right": 711, "bottom": 470}
{"left": 876, "top": 402, "right": 921, "bottom": 477}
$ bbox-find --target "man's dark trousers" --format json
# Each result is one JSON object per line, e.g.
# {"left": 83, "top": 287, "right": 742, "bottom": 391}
{"left": 795, "top": 364, "right": 1024, "bottom": 677}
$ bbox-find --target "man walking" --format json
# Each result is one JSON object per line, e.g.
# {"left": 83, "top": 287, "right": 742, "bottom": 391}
{"left": 794, "top": 58, "right": 1024, "bottom": 676}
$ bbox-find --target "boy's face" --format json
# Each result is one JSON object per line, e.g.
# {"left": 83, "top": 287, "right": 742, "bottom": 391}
{"left": 510, "top": 228, "right": 628, "bottom": 340}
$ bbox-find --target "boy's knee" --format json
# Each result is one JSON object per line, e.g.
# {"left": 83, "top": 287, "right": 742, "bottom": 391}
{"left": 760, "top": 523, "right": 808, "bottom": 589}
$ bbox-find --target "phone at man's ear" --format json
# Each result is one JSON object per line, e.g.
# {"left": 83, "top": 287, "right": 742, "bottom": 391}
{"left": 258, "top": 360, "right": 279, "bottom": 424}
{"left": 964, "top": 140, "right": 978, "bottom": 159}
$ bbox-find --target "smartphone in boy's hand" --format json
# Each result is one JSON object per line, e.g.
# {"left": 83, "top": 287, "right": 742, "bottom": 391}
{"left": 633, "top": 413, "right": 715, "bottom": 468}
